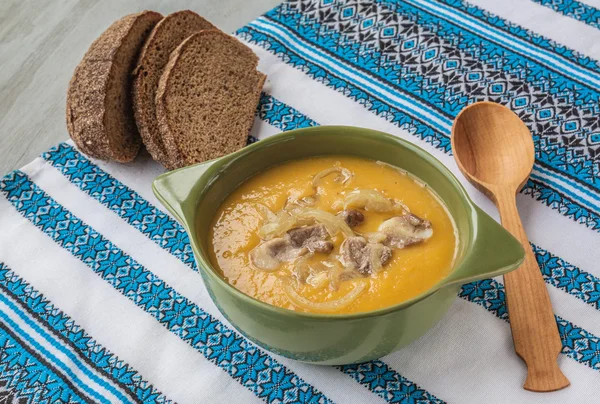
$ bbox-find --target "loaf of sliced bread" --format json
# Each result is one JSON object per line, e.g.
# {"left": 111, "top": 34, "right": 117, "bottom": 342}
{"left": 156, "top": 30, "right": 266, "bottom": 169}
{"left": 132, "top": 11, "right": 216, "bottom": 168}
{"left": 66, "top": 11, "right": 162, "bottom": 162}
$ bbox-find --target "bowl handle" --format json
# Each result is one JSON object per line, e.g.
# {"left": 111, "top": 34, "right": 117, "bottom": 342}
{"left": 152, "top": 161, "right": 215, "bottom": 226}
{"left": 444, "top": 206, "right": 525, "bottom": 287}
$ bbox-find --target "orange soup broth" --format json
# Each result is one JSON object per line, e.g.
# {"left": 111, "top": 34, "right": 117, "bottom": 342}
{"left": 208, "top": 156, "right": 457, "bottom": 314}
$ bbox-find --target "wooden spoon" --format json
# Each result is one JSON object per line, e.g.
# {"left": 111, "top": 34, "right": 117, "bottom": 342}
{"left": 451, "top": 101, "right": 569, "bottom": 392}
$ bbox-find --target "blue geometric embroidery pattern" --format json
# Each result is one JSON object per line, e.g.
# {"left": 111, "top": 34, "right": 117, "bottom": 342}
{"left": 0, "top": 263, "right": 170, "bottom": 404}
{"left": 340, "top": 362, "right": 443, "bottom": 403}
{"left": 459, "top": 279, "right": 600, "bottom": 370}
{"left": 522, "top": 178, "right": 600, "bottom": 230}
{"left": 42, "top": 144, "right": 198, "bottom": 272}
{"left": 0, "top": 171, "right": 331, "bottom": 404}
{"left": 0, "top": 325, "right": 84, "bottom": 403}
{"left": 532, "top": 244, "right": 600, "bottom": 310}
{"left": 43, "top": 143, "right": 444, "bottom": 404}
{"left": 268, "top": 0, "right": 600, "bottom": 190}
{"left": 237, "top": 1, "right": 600, "bottom": 231}
{"left": 438, "top": 0, "right": 600, "bottom": 72}
{"left": 237, "top": 26, "right": 452, "bottom": 153}
{"left": 257, "top": 93, "right": 318, "bottom": 130}
{"left": 267, "top": 0, "right": 600, "bottom": 181}
{"left": 532, "top": 0, "right": 600, "bottom": 30}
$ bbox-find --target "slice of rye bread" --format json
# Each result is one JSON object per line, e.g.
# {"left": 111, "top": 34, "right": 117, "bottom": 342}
{"left": 156, "top": 30, "right": 266, "bottom": 170}
{"left": 66, "top": 11, "right": 162, "bottom": 162}
{"left": 132, "top": 11, "right": 216, "bottom": 168}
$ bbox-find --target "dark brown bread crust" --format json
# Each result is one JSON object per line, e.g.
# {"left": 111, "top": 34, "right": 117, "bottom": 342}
{"left": 156, "top": 30, "right": 266, "bottom": 170}
{"left": 132, "top": 11, "right": 216, "bottom": 168}
{"left": 66, "top": 11, "right": 162, "bottom": 162}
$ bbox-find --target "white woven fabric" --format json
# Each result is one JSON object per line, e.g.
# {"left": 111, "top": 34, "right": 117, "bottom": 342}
{"left": 1, "top": 0, "right": 599, "bottom": 402}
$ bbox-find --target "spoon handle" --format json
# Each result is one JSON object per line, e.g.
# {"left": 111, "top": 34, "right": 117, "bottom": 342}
{"left": 495, "top": 189, "right": 569, "bottom": 392}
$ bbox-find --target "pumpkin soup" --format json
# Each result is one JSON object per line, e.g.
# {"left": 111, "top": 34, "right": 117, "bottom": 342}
{"left": 208, "top": 156, "right": 457, "bottom": 314}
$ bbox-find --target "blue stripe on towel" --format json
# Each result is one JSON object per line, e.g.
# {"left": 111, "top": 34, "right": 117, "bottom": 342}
{"left": 523, "top": 178, "right": 599, "bottom": 229}
{"left": 435, "top": 0, "right": 600, "bottom": 73}
{"left": 0, "top": 293, "right": 127, "bottom": 404}
{"left": 532, "top": 245, "right": 600, "bottom": 311}
{"left": 256, "top": 93, "right": 318, "bottom": 130}
{"left": 380, "top": 0, "right": 600, "bottom": 88}
{"left": 248, "top": 19, "right": 452, "bottom": 129}
{"left": 529, "top": 173, "right": 600, "bottom": 214}
{"left": 403, "top": 0, "right": 600, "bottom": 85}
{"left": 459, "top": 279, "right": 600, "bottom": 370}
{"left": 238, "top": 26, "right": 453, "bottom": 154}
{"left": 0, "top": 323, "right": 86, "bottom": 404}
{"left": 0, "top": 298, "right": 112, "bottom": 404}
{"left": 0, "top": 262, "right": 170, "bottom": 403}
{"left": 0, "top": 171, "right": 332, "bottom": 404}
{"left": 41, "top": 144, "right": 197, "bottom": 272}
{"left": 339, "top": 362, "right": 444, "bottom": 403}
{"left": 534, "top": 165, "right": 600, "bottom": 206}
{"left": 248, "top": 17, "right": 453, "bottom": 125}
{"left": 531, "top": 0, "right": 600, "bottom": 30}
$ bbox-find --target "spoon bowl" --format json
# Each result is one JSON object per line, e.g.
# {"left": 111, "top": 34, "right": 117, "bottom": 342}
{"left": 452, "top": 101, "right": 569, "bottom": 392}
{"left": 452, "top": 102, "right": 534, "bottom": 193}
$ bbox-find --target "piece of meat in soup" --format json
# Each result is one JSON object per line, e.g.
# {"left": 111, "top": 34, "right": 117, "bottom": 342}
{"left": 251, "top": 224, "right": 334, "bottom": 271}
{"left": 250, "top": 238, "right": 307, "bottom": 271}
{"left": 378, "top": 213, "right": 433, "bottom": 248}
{"left": 287, "top": 224, "right": 334, "bottom": 253}
{"left": 337, "top": 209, "right": 364, "bottom": 227}
{"left": 340, "top": 236, "right": 392, "bottom": 276}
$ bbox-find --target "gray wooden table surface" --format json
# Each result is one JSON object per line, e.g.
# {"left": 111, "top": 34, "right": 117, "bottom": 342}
{"left": 0, "top": 0, "right": 280, "bottom": 175}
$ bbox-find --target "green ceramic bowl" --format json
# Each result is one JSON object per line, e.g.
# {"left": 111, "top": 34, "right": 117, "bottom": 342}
{"left": 153, "top": 126, "right": 524, "bottom": 365}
